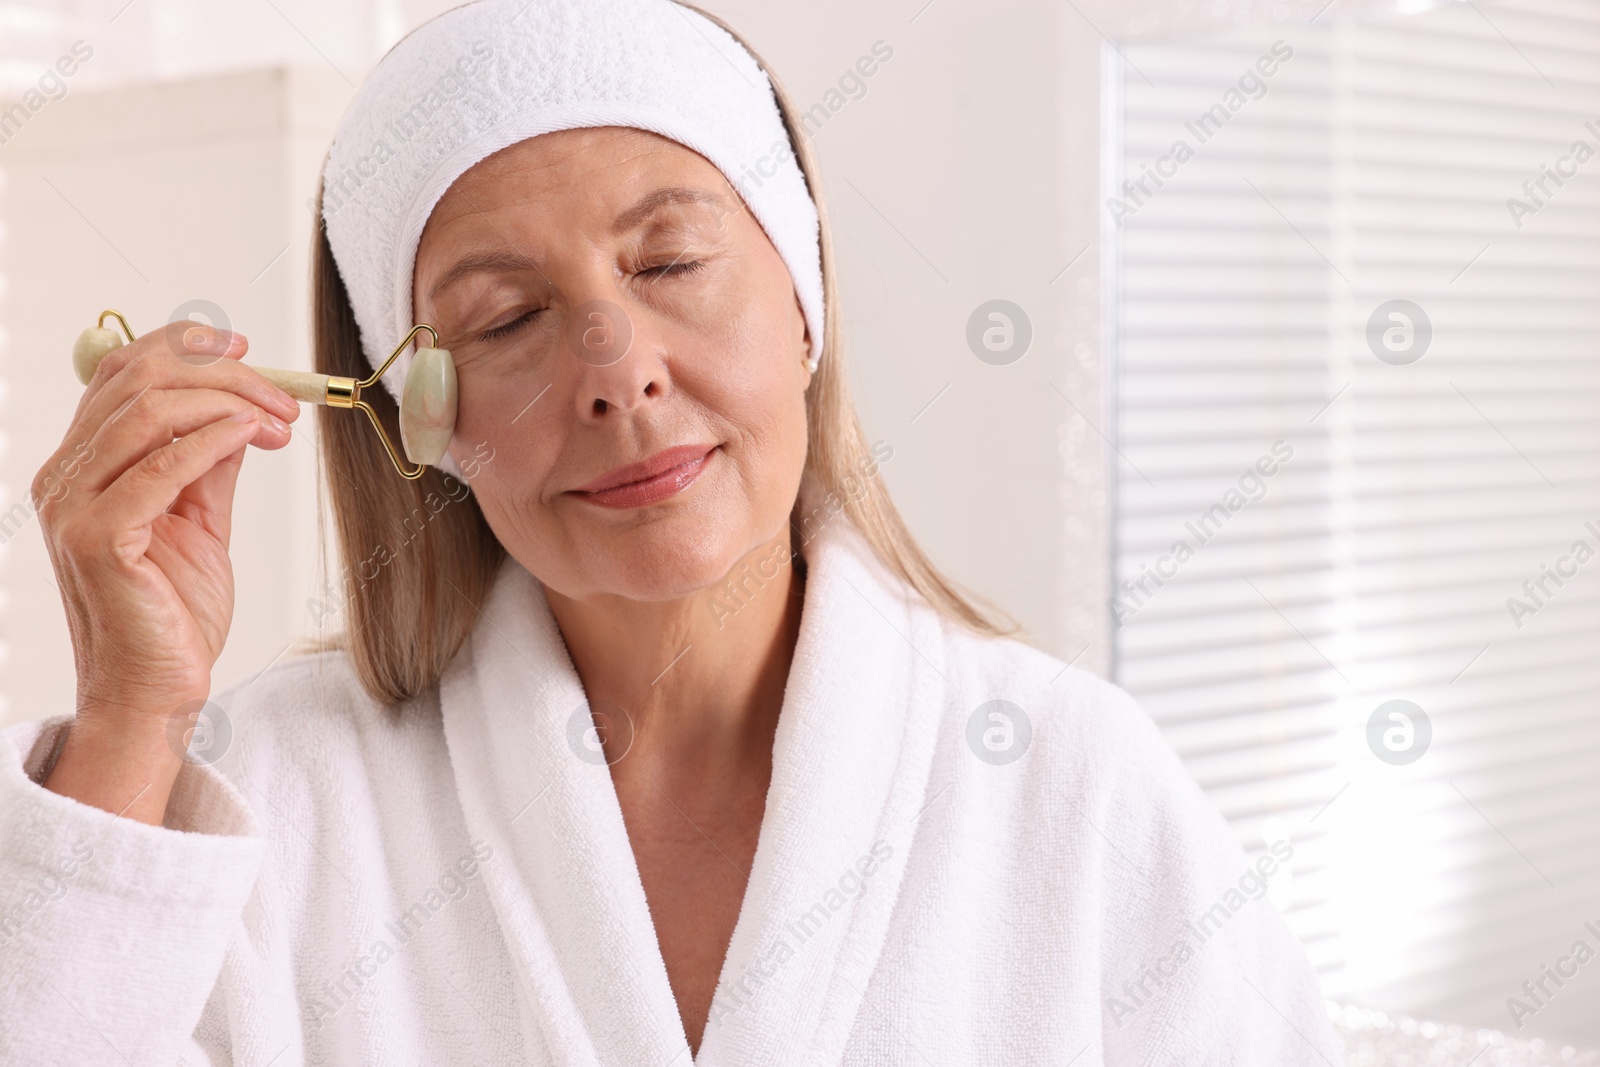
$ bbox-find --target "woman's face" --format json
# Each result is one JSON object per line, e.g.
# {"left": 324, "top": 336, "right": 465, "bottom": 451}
{"left": 413, "top": 127, "right": 813, "bottom": 603}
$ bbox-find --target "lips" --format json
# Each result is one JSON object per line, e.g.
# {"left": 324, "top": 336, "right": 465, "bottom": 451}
{"left": 571, "top": 444, "right": 716, "bottom": 508}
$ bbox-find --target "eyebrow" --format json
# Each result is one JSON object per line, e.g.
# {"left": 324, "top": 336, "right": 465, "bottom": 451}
{"left": 427, "top": 249, "right": 543, "bottom": 302}
{"left": 426, "top": 186, "right": 726, "bottom": 302}
{"left": 611, "top": 185, "right": 724, "bottom": 233}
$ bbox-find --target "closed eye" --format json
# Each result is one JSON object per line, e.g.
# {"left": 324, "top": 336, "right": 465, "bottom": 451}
{"left": 477, "top": 261, "right": 704, "bottom": 342}
{"left": 639, "top": 259, "right": 707, "bottom": 279}
{"left": 479, "top": 309, "right": 540, "bottom": 343}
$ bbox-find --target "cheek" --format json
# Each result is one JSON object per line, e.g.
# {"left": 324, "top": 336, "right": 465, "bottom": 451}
{"left": 687, "top": 257, "right": 806, "bottom": 406}
{"left": 450, "top": 370, "right": 561, "bottom": 501}
{"left": 691, "top": 302, "right": 805, "bottom": 451}
{"left": 701, "top": 323, "right": 810, "bottom": 516}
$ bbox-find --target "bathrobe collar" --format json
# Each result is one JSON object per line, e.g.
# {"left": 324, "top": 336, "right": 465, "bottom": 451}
{"left": 438, "top": 495, "right": 948, "bottom": 1066}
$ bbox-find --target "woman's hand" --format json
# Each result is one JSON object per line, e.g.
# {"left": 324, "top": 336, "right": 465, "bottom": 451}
{"left": 38, "top": 321, "right": 301, "bottom": 824}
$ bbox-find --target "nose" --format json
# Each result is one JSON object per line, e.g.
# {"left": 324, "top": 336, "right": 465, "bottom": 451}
{"left": 568, "top": 298, "right": 667, "bottom": 419}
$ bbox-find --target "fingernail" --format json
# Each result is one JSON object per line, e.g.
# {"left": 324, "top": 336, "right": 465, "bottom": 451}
{"left": 265, "top": 412, "right": 289, "bottom": 433}
{"left": 186, "top": 326, "right": 227, "bottom": 352}
{"left": 230, "top": 407, "right": 257, "bottom": 423}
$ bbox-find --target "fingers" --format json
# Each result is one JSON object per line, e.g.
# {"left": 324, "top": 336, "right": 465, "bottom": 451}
{"left": 93, "top": 410, "right": 267, "bottom": 547}
{"left": 42, "top": 321, "right": 300, "bottom": 505}
{"left": 168, "top": 441, "right": 248, "bottom": 551}
{"left": 84, "top": 320, "right": 233, "bottom": 387}
{"left": 76, "top": 321, "right": 230, "bottom": 416}
{"left": 81, "top": 323, "right": 298, "bottom": 430}
{"left": 71, "top": 386, "right": 291, "bottom": 496}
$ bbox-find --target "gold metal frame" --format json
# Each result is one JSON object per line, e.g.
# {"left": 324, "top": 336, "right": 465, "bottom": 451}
{"left": 98, "top": 309, "right": 136, "bottom": 342}
{"left": 329, "top": 324, "right": 440, "bottom": 481}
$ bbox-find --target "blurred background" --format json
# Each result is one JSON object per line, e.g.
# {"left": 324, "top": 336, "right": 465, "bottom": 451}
{"left": 4, "top": 0, "right": 1599, "bottom": 1058}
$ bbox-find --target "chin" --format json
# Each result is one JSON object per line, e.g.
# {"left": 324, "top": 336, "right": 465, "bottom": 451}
{"left": 580, "top": 509, "right": 756, "bottom": 602}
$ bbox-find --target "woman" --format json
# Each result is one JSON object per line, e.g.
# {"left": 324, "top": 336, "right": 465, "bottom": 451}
{"left": 0, "top": 0, "right": 1342, "bottom": 1063}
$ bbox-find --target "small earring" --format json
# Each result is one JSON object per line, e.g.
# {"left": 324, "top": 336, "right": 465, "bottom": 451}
{"left": 804, "top": 354, "right": 819, "bottom": 373}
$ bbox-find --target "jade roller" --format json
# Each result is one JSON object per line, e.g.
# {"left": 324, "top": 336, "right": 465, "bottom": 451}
{"left": 73, "top": 309, "right": 457, "bottom": 481}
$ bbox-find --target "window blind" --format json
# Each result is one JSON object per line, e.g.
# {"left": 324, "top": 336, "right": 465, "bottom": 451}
{"left": 1113, "top": 0, "right": 1600, "bottom": 1041}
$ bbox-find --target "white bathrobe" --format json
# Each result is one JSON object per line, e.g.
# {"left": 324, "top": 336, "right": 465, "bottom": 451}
{"left": 0, "top": 511, "right": 1343, "bottom": 1066}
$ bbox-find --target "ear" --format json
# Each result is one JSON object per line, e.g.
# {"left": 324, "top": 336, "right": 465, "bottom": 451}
{"left": 796, "top": 292, "right": 817, "bottom": 374}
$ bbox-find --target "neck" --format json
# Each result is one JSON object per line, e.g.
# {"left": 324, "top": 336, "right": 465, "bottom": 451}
{"left": 544, "top": 529, "right": 805, "bottom": 785}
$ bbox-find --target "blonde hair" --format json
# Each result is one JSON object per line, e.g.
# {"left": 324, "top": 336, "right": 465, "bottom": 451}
{"left": 301, "top": 4, "right": 1018, "bottom": 704}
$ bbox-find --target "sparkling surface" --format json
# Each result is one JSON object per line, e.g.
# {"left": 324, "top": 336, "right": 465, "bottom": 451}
{"left": 1332, "top": 1003, "right": 1600, "bottom": 1066}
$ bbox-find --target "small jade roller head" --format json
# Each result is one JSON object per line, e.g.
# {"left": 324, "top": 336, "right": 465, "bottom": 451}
{"left": 72, "top": 311, "right": 130, "bottom": 385}
{"left": 398, "top": 345, "right": 457, "bottom": 468}
{"left": 71, "top": 310, "right": 458, "bottom": 481}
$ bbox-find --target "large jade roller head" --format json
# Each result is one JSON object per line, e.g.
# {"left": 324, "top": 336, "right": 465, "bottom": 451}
{"left": 73, "top": 309, "right": 457, "bottom": 481}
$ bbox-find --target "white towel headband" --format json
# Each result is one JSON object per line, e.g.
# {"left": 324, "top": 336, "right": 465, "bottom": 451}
{"left": 320, "top": 0, "right": 825, "bottom": 481}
